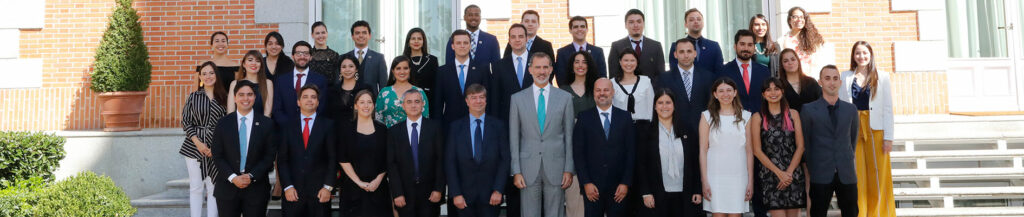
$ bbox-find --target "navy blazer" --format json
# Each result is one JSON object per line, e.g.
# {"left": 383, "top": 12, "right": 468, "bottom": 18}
{"left": 276, "top": 115, "right": 336, "bottom": 199}
{"left": 554, "top": 43, "right": 607, "bottom": 87}
{"left": 669, "top": 36, "right": 725, "bottom": 75}
{"left": 504, "top": 35, "right": 555, "bottom": 62}
{"left": 272, "top": 70, "right": 329, "bottom": 127}
{"left": 446, "top": 30, "right": 502, "bottom": 66}
{"left": 445, "top": 115, "right": 510, "bottom": 202}
{"left": 431, "top": 59, "right": 491, "bottom": 125}
{"left": 489, "top": 55, "right": 534, "bottom": 122}
{"left": 635, "top": 121, "right": 701, "bottom": 197}
{"left": 342, "top": 49, "right": 388, "bottom": 91}
{"left": 801, "top": 99, "right": 859, "bottom": 184}
{"left": 719, "top": 60, "right": 770, "bottom": 112}
{"left": 658, "top": 65, "right": 714, "bottom": 145}
{"left": 387, "top": 118, "right": 446, "bottom": 198}
{"left": 211, "top": 112, "right": 277, "bottom": 200}
{"left": 572, "top": 107, "right": 636, "bottom": 191}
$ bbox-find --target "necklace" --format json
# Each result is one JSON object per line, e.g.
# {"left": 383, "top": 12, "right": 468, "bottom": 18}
{"left": 410, "top": 55, "right": 424, "bottom": 65}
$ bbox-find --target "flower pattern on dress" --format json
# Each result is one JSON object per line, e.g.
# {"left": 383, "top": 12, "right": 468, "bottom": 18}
{"left": 374, "top": 86, "right": 430, "bottom": 127}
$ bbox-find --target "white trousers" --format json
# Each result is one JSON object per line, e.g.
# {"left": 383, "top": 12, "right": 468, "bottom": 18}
{"left": 185, "top": 157, "right": 218, "bottom": 217}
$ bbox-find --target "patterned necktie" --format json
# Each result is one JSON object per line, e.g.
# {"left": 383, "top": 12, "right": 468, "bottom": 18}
{"left": 601, "top": 112, "right": 610, "bottom": 139}
{"left": 458, "top": 64, "right": 467, "bottom": 94}
{"left": 474, "top": 119, "right": 483, "bottom": 163}
{"left": 516, "top": 57, "right": 525, "bottom": 87}
{"left": 302, "top": 117, "right": 311, "bottom": 149}
{"left": 632, "top": 40, "right": 643, "bottom": 57}
{"left": 357, "top": 50, "right": 365, "bottom": 64}
{"left": 471, "top": 32, "right": 478, "bottom": 60}
{"left": 682, "top": 70, "right": 692, "bottom": 101}
{"left": 411, "top": 122, "right": 420, "bottom": 180}
{"left": 238, "top": 116, "right": 248, "bottom": 170}
{"left": 537, "top": 88, "right": 546, "bottom": 134}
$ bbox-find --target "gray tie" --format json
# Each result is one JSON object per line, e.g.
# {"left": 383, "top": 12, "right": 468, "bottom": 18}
{"left": 682, "top": 70, "right": 692, "bottom": 101}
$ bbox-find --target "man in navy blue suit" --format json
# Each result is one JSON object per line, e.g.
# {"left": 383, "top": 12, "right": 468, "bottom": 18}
{"left": 490, "top": 24, "right": 533, "bottom": 123}
{"left": 446, "top": 5, "right": 501, "bottom": 66}
{"left": 573, "top": 78, "right": 636, "bottom": 217}
{"left": 433, "top": 30, "right": 491, "bottom": 127}
{"left": 278, "top": 85, "right": 336, "bottom": 217}
{"left": 658, "top": 38, "right": 713, "bottom": 147}
{"left": 554, "top": 16, "right": 607, "bottom": 87}
{"left": 669, "top": 8, "right": 724, "bottom": 75}
{"left": 503, "top": 10, "right": 554, "bottom": 61}
{"left": 212, "top": 80, "right": 277, "bottom": 217}
{"left": 719, "top": 30, "right": 769, "bottom": 113}
{"left": 446, "top": 84, "right": 511, "bottom": 217}
{"left": 273, "top": 41, "right": 328, "bottom": 127}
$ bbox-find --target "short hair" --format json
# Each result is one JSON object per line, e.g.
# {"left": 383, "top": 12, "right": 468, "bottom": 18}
{"left": 464, "top": 4, "right": 480, "bottom": 14}
{"left": 465, "top": 84, "right": 487, "bottom": 98}
{"left": 522, "top": 10, "right": 540, "bottom": 20}
{"left": 210, "top": 31, "right": 227, "bottom": 45}
{"left": 675, "top": 38, "right": 696, "bottom": 51}
{"left": 450, "top": 29, "right": 472, "bottom": 42}
{"left": 819, "top": 64, "right": 839, "bottom": 78}
{"left": 351, "top": 20, "right": 372, "bottom": 34}
{"left": 292, "top": 41, "right": 312, "bottom": 55}
{"left": 568, "top": 16, "right": 588, "bottom": 29}
{"left": 684, "top": 8, "right": 702, "bottom": 20}
{"left": 311, "top": 21, "right": 327, "bottom": 33}
{"left": 299, "top": 84, "right": 320, "bottom": 98}
{"left": 402, "top": 89, "right": 422, "bottom": 101}
{"left": 625, "top": 9, "right": 645, "bottom": 22}
{"left": 734, "top": 29, "right": 756, "bottom": 45}
{"left": 234, "top": 80, "right": 256, "bottom": 94}
{"left": 509, "top": 23, "right": 527, "bottom": 36}
{"left": 528, "top": 52, "right": 553, "bottom": 67}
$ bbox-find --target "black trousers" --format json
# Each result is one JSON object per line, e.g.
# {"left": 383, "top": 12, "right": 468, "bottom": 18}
{"left": 639, "top": 192, "right": 704, "bottom": 217}
{"left": 282, "top": 195, "right": 330, "bottom": 217}
{"left": 503, "top": 176, "right": 521, "bottom": 217}
{"left": 809, "top": 173, "right": 858, "bottom": 217}
{"left": 216, "top": 189, "right": 270, "bottom": 217}
{"left": 584, "top": 186, "right": 626, "bottom": 217}
{"left": 398, "top": 182, "right": 440, "bottom": 217}
{"left": 455, "top": 195, "right": 500, "bottom": 217}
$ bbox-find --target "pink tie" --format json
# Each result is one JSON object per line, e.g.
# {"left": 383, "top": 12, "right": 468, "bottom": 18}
{"left": 741, "top": 63, "right": 750, "bottom": 94}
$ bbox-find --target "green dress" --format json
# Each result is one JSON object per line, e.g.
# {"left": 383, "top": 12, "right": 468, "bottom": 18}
{"left": 375, "top": 85, "right": 430, "bottom": 127}
{"left": 560, "top": 85, "right": 595, "bottom": 116}
{"left": 754, "top": 43, "right": 772, "bottom": 66}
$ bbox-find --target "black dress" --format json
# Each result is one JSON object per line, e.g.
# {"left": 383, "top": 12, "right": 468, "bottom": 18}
{"left": 409, "top": 55, "right": 439, "bottom": 103}
{"left": 179, "top": 91, "right": 226, "bottom": 180}
{"left": 326, "top": 80, "right": 375, "bottom": 122}
{"left": 784, "top": 75, "right": 821, "bottom": 112}
{"left": 264, "top": 55, "right": 293, "bottom": 81}
{"left": 756, "top": 112, "right": 806, "bottom": 210}
{"left": 337, "top": 120, "right": 391, "bottom": 217}
{"left": 215, "top": 66, "right": 240, "bottom": 92}
{"left": 311, "top": 46, "right": 342, "bottom": 84}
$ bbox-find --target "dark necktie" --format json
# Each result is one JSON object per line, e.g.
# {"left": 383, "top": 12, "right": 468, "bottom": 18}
{"left": 474, "top": 119, "right": 483, "bottom": 163}
{"left": 632, "top": 40, "right": 643, "bottom": 57}
{"left": 295, "top": 73, "right": 305, "bottom": 93}
{"left": 411, "top": 122, "right": 420, "bottom": 181}
{"left": 601, "top": 112, "right": 610, "bottom": 139}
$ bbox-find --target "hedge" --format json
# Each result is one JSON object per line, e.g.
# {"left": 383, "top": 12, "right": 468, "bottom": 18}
{"left": 0, "top": 131, "right": 66, "bottom": 185}
{"left": 0, "top": 172, "right": 136, "bottom": 217}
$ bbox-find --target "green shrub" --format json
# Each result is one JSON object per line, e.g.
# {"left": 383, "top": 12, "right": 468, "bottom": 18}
{"left": 89, "top": 0, "right": 151, "bottom": 92}
{"left": 0, "top": 132, "right": 66, "bottom": 185}
{"left": 0, "top": 177, "right": 45, "bottom": 217}
{"left": 33, "top": 172, "right": 136, "bottom": 217}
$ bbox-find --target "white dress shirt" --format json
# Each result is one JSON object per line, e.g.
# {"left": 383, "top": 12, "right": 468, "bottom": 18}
{"left": 353, "top": 47, "right": 368, "bottom": 59}
{"left": 406, "top": 115, "right": 422, "bottom": 145}
{"left": 658, "top": 122, "right": 685, "bottom": 192}
{"left": 455, "top": 57, "right": 471, "bottom": 85}
{"left": 612, "top": 75, "right": 654, "bottom": 121}
{"left": 597, "top": 105, "right": 613, "bottom": 130}
{"left": 228, "top": 110, "right": 254, "bottom": 182}
{"left": 573, "top": 42, "right": 588, "bottom": 52}
{"left": 532, "top": 83, "right": 550, "bottom": 113}
{"left": 293, "top": 67, "right": 310, "bottom": 88}
{"left": 677, "top": 64, "right": 694, "bottom": 97}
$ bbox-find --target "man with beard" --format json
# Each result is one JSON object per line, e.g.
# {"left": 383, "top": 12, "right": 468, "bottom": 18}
{"left": 572, "top": 78, "right": 636, "bottom": 217}
{"left": 273, "top": 41, "right": 329, "bottom": 129}
{"left": 669, "top": 8, "right": 724, "bottom": 75}
{"left": 446, "top": 5, "right": 501, "bottom": 66}
{"left": 608, "top": 9, "right": 665, "bottom": 81}
{"left": 718, "top": 30, "right": 769, "bottom": 112}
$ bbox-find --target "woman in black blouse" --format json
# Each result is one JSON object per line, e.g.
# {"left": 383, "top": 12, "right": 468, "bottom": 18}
{"left": 209, "top": 31, "right": 239, "bottom": 92}
{"left": 403, "top": 28, "right": 439, "bottom": 103}
{"left": 180, "top": 61, "right": 228, "bottom": 217}
{"left": 338, "top": 90, "right": 391, "bottom": 217}
{"left": 263, "top": 31, "right": 293, "bottom": 80}
{"left": 310, "top": 21, "right": 342, "bottom": 83}
{"left": 637, "top": 89, "right": 704, "bottom": 217}
{"left": 778, "top": 48, "right": 821, "bottom": 112}
{"left": 327, "top": 55, "right": 374, "bottom": 122}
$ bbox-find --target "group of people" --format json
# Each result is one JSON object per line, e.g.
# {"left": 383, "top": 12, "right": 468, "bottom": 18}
{"left": 178, "top": 5, "right": 895, "bottom": 217}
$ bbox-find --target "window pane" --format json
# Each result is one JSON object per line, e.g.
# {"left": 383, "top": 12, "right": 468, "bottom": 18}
{"left": 635, "top": 0, "right": 690, "bottom": 57}
{"left": 946, "top": 0, "right": 1008, "bottom": 58}
{"left": 323, "top": 0, "right": 452, "bottom": 64}
{"left": 323, "top": 0, "right": 381, "bottom": 52}
{"left": 417, "top": 0, "right": 453, "bottom": 65}
{"left": 705, "top": 0, "right": 762, "bottom": 61}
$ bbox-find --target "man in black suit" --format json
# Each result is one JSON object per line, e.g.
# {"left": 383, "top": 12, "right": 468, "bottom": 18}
{"left": 446, "top": 84, "right": 511, "bottom": 217}
{"left": 658, "top": 38, "right": 713, "bottom": 147}
{"left": 490, "top": 24, "right": 533, "bottom": 122}
{"left": 433, "top": 30, "right": 491, "bottom": 127}
{"left": 273, "top": 41, "right": 329, "bottom": 127}
{"left": 669, "top": 8, "right": 725, "bottom": 75}
{"left": 503, "top": 10, "right": 554, "bottom": 60}
{"left": 803, "top": 65, "right": 859, "bottom": 217}
{"left": 719, "top": 30, "right": 769, "bottom": 113}
{"left": 388, "top": 89, "right": 445, "bottom": 217}
{"left": 212, "top": 80, "right": 278, "bottom": 217}
{"left": 572, "top": 78, "right": 636, "bottom": 217}
{"left": 608, "top": 9, "right": 665, "bottom": 82}
{"left": 278, "top": 85, "right": 336, "bottom": 217}
{"left": 554, "top": 16, "right": 607, "bottom": 86}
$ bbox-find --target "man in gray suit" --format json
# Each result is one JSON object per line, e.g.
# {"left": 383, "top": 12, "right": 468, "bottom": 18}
{"left": 607, "top": 9, "right": 665, "bottom": 82}
{"left": 509, "top": 52, "right": 576, "bottom": 217}
{"left": 343, "top": 20, "right": 388, "bottom": 91}
{"left": 801, "top": 65, "right": 858, "bottom": 217}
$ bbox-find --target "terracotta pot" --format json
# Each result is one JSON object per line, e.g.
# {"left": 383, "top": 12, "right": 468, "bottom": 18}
{"left": 97, "top": 91, "right": 148, "bottom": 132}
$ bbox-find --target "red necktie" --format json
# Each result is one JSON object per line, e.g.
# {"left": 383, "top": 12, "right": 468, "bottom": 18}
{"left": 295, "top": 73, "right": 305, "bottom": 93}
{"left": 741, "top": 63, "right": 750, "bottom": 94}
{"left": 579, "top": 46, "right": 585, "bottom": 52}
{"left": 302, "top": 117, "right": 311, "bottom": 149}
{"left": 632, "top": 40, "right": 642, "bottom": 57}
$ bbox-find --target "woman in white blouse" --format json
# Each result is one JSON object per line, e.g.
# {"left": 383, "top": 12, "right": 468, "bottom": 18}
{"left": 779, "top": 6, "right": 835, "bottom": 79}
{"left": 612, "top": 49, "right": 655, "bottom": 122}
{"left": 638, "top": 88, "right": 704, "bottom": 217}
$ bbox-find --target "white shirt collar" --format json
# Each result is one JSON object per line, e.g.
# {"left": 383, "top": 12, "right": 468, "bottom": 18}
{"left": 455, "top": 57, "right": 470, "bottom": 67}
{"left": 678, "top": 64, "right": 694, "bottom": 75}
{"left": 300, "top": 112, "right": 316, "bottom": 127}
{"left": 237, "top": 109, "right": 254, "bottom": 121}
{"left": 353, "top": 47, "right": 368, "bottom": 57}
{"left": 512, "top": 49, "right": 528, "bottom": 61}
{"left": 573, "top": 42, "right": 588, "bottom": 52}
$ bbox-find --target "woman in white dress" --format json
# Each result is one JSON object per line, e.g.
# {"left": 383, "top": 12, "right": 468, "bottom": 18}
{"left": 699, "top": 77, "right": 754, "bottom": 217}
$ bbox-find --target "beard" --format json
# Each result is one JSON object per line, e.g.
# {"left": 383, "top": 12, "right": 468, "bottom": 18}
{"left": 294, "top": 61, "right": 309, "bottom": 70}
{"left": 737, "top": 51, "right": 753, "bottom": 61}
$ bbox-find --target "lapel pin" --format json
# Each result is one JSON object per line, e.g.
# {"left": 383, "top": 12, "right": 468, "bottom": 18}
{"left": 255, "top": 122, "right": 260, "bottom": 126}
{"left": 472, "top": 66, "right": 476, "bottom": 70}
{"left": 683, "top": 135, "right": 688, "bottom": 139}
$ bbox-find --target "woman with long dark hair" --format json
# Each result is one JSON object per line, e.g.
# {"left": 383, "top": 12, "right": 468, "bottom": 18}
{"left": 180, "top": 61, "right": 227, "bottom": 217}
{"left": 227, "top": 50, "right": 275, "bottom": 117}
{"left": 749, "top": 14, "right": 779, "bottom": 70}
{"left": 778, "top": 49, "right": 821, "bottom": 112}
{"left": 638, "top": 88, "right": 704, "bottom": 217}
{"left": 402, "top": 28, "right": 439, "bottom": 103}
{"left": 209, "top": 31, "right": 239, "bottom": 92}
{"left": 779, "top": 7, "right": 834, "bottom": 79}
{"left": 338, "top": 90, "right": 391, "bottom": 217}
{"left": 262, "top": 31, "right": 293, "bottom": 80}
{"left": 612, "top": 49, "right": 655, "bottom": 122}
{"left": 375, "top": 56, "right": 430, "bottom": 127}
{"left": 327, "top": 55, "right": 374, "bottom": 122}
{"left": 750, "top": 78, "right": 806, "bottom": 217}
{"left": 560, "top": 51, "right": 600, "bottom": 115}
{"left": 699, "top": 78, "right": 753, "bottom": 217}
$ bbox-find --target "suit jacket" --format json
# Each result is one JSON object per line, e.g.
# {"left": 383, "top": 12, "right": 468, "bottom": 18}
{"left": 572, "top": 107, "right": 635, "bottom": 191}
{"left": 504, "top": 35, "right": 555, "bottom": 62}
{"left": 608, "top": 36, "right": 665, "bottom": 81}
{"left": 658, "top": 65, "right": 715, "bottom": 144}
{"left": 554, "top": 43, "right": 607, "bottom": 86}
{"left": 446, "top": 30, "right": 502, "bottom": 66}
{"left": 801, "top": 98, "right": 859, "bottom": 184}
{"left": 489, "top": 55, "right": 534, "bottom": 122}
{"left": 669, "top": 36, "right": 725, "bottom": 75}
{"left": 838, "top": 70, "right": 894, "bottom": 140}
{"left": 272, "top": 70, "right": 329, "bottom": 127}
{"left": 387, "top": 118, "right": 446, "bottom": 198}
{"left": 211, "top": 112, "right": 277, "bottom": 200}
{"left": 719, "top": 60, "right": 770, "bottom": 112}
{"left": 509, "top": 86, "right": 575, "bottom": 185}
{"left": 445, "top": 115, "right": 510, "bottom": 202}
{"left": 431, "top": 59, "right": 491, "bottom": 125}
{"left": 343, "top": 49, "right": 388, "bottom": 91}
{"left": 635, "top": 121, "right": 701, "bottom": 197}
{"left": 277, "top": 115, "right": 337, "bottom": 198}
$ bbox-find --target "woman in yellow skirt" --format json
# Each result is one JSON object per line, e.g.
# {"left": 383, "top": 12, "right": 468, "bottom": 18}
{"left": 839, "top": 41, "right": 896, "bottom": 217}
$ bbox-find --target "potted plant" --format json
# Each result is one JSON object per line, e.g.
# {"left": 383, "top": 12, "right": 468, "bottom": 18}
{"left": 89, "top": 0, "right": 152, "bottom": 132}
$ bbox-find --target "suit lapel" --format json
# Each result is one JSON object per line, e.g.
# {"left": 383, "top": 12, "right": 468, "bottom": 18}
{"left": 541, "top": 89, "right": 560, "bottom": 134}
{"left": 521, "top": 90, "right": 540, "bottom": 134}
{"left": 244, "top": 117, "right": 263, "bottom": 170}
{"left": 308, "top": 116, "right": 326, "bottom": 152}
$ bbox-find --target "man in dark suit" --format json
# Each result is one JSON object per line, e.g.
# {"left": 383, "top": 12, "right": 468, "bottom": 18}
{"left": 554, "top": 16, "right": 607, "bottom": 86}
{"left": 669, "top": 8, "right": 724, "bottom": 75}
{"left": 719, "top": 30, "right": 769, "bottom": 112}
{"left": 446, "top": 84, "right": 511, "bottom": 217}
{"left": 273, "top": 41, "right": 328, "bottom": 127}
{"left": 802, "top": 65, "right": 859, "bottom": 217}
{"left": 211, "top": 80, "right": 278, "bottom": 217}
{"left": 490, "top": 24, "right": 533, "bottom": 123}
{"left": 278, "top": 85, "right": 336, "bottom": 217}
{"left": 388, "top": 89, "right": 445, "bottom": 217}
{"left": 503, "top": 10, "right": 554, "bottom": 61}
{"left": 573, "top": 78, "right": 636, "bottom": 217}
{"left": 342, "top": 20, "right": 388, "bottom": 91}
{"left": 446, "top": 4, "right": 501, "bottom": 66}
{"left": 608, "top": 9, "right": 664, "bottom": 82}
{"left": 658, "top": 38, "right": 713, "bottom": 147}
{"left": 433, "top": 30, "right": 491, "bottom": 127}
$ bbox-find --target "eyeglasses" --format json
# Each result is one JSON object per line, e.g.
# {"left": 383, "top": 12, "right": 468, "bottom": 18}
{"left": 789, "top": 15, "right": 805, "bottom": 20}
{"left": 294, "top": 51, "right": 311, "bottom": 56}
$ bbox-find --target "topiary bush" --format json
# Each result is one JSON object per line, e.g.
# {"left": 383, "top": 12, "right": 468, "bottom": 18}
{"left": 0, "top": 177, "right": 45, "bottom": 217}
{"left": 89, "top": 0, "right": 151, "bottom": 93}
{"left": 0, "top": 132, "right": 66, "bottom": 185}
{"left": 33, "top": 172, "right": 136, "bottom": 217}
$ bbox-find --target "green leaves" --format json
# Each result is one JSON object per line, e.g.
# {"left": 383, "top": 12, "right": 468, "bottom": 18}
{"left": 90, "top": 0, "right": 151, "bottom": 93}
{"left": 0, "top": 173, "right": 136, "bottom": 217}
{"left": 0, "top": 132, "right": 65, "bottom": 184}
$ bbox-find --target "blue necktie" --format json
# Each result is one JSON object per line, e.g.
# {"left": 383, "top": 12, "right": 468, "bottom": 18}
{"left": 538, "top": 88, "right": 546, "bottom": 134}
{"left": 527, "top": 38, "right": 535, "bottom": 53}
{"left": 458, "top": 64, "right": 467, "bottom": 94}
{"left": 516, "top": 57, "right": 525, "bottom": 87}
{"left": 238, "top": 116, "right": 248, "bottom": 171}
{"left": 411, "top": 123, "right": 420, "bottom": 181}
{"left": 473, "top": 119, "right": 483, "bottom": 163}
{"left": 601, "top": 112, "right": 610, "bottom": 139}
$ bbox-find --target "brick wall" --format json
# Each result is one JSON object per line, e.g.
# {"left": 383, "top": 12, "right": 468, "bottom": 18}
{"left": 1, "top": 0, "right": 278, "bottom": 131}
{"left": 485, "top": 0, "right": 596, "bottom": 56}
